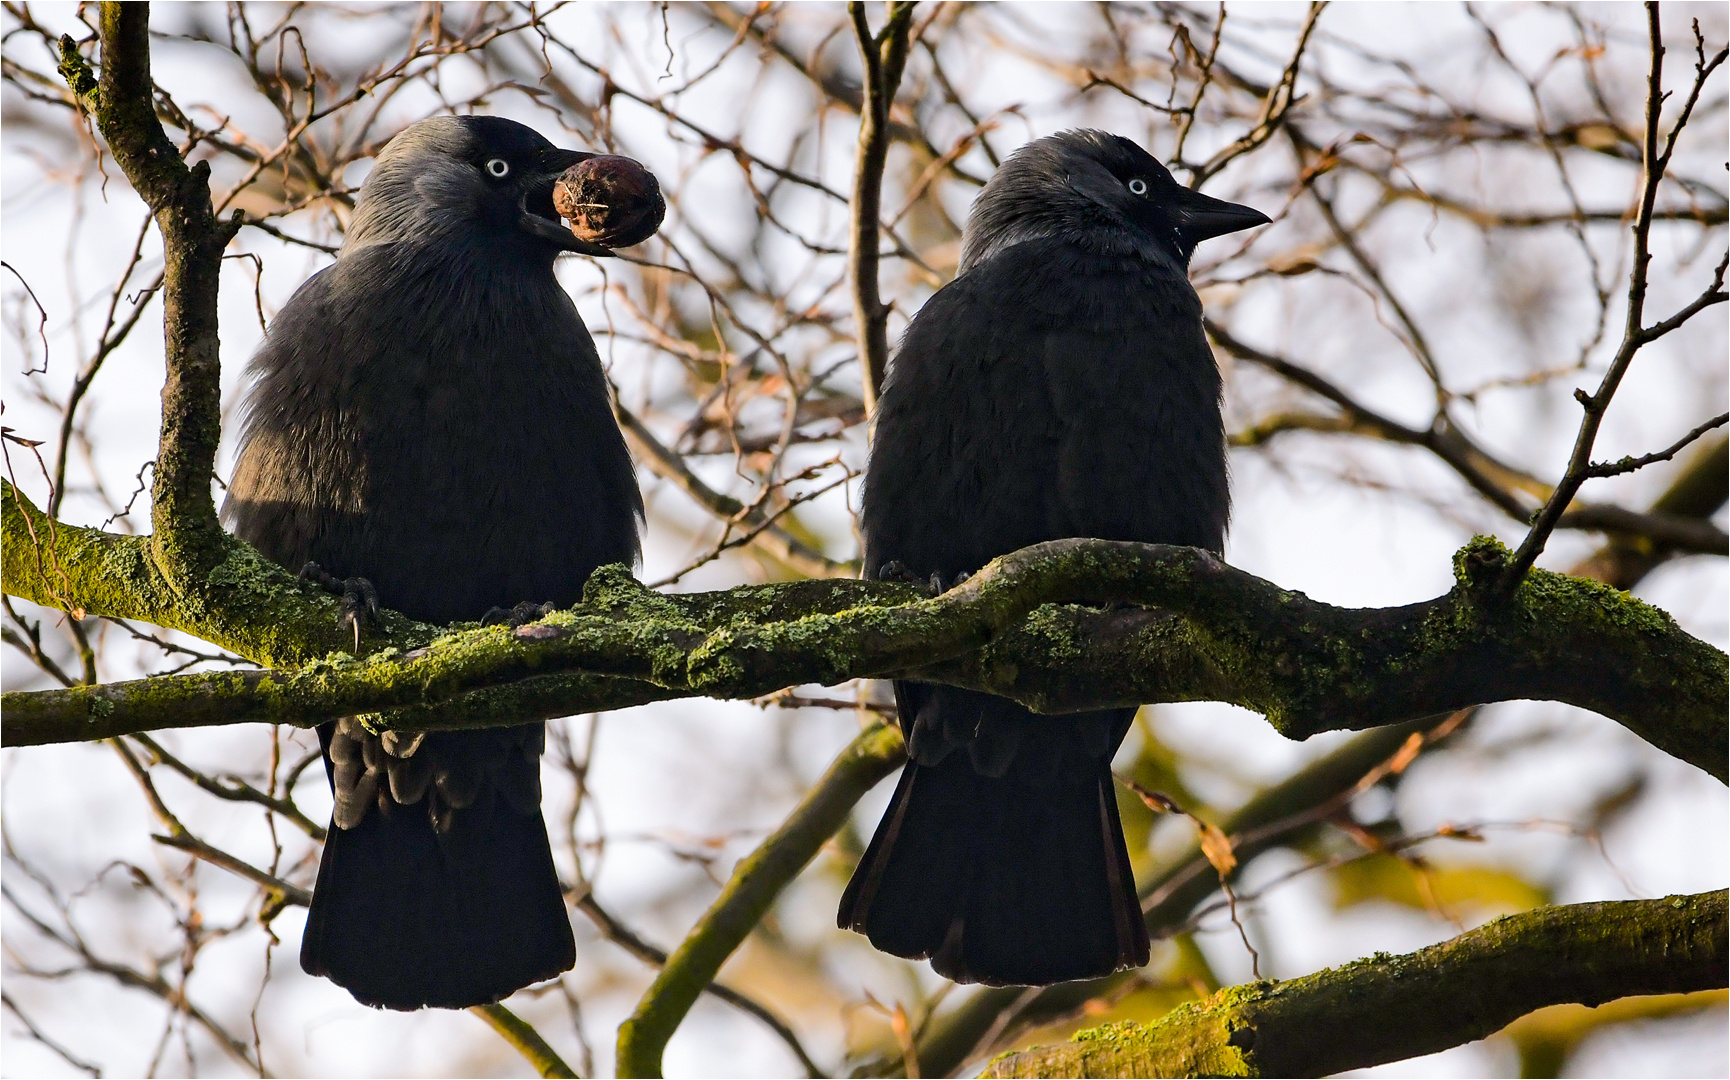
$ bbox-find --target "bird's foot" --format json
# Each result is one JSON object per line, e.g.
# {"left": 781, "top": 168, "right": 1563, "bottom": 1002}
{"left": 876, "top": 562, "right": 972, "bottom": 597}
{"left": 299, "top": 562, "right": 380, "bottom": 651}
{"left": 877, "top": 560, "right": 939, "bottom": 596}
{"left": 925, "top": 569, "right": 972, "bottom": 594}
{"left": 876, "top": 560, "right": 922, "bottom": 584}
{"left": 483, "top": 600, "right": 556, "bottom": 628}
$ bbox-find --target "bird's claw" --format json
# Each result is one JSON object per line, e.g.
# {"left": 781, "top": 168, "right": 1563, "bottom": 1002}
{"left": 299, "top": 562, "right": 380, "bottom": 651}
{"left": 928, "top": 569, "right": 971, "bottom": 594}
{"left": 876, "top": 560, "right": 920, "bottom": 584}
{"left": 877, "top": 560, "right": 936, "bottom": 595}
{"left": 877, "top": 561, "right": 972, "bottom": 597}
{"left": 483, "top": 600, "right": 556, "bottom": 628}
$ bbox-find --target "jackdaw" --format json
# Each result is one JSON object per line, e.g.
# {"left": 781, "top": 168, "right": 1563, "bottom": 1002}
{"left": 838, "top": 129, "right": 1268, "bottom": 986}
{"left": 225, "top": 115, "right": 647, "bottom": 1009}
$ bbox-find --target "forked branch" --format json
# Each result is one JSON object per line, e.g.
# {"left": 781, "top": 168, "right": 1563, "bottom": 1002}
{"left": 1503, "top": 9, "right": 1729, "bottom": 588}
{"left": 57, "top": 5, "right": 241, "bottom": 581}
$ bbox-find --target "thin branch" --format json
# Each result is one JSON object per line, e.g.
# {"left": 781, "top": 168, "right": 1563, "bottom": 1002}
{"left": 1209, "top": 320, "right": 1727, "bottom": 554}
{"left": 1585, "top": 412, "right": 1730, "bottom": 479}
{"left": 129, "top": 732, "right": 325, "bottom": 840}
{"left": 108, "top": 736, "right": 309, "bottom": 909}
{"left": 615, "top": 722, "right": 906, "bottom": 1077}
{"left": 1633, "top": 252, "right": 1730, "bottom": 345}
{"left": 847, "top": 0, "right": 916, "bottom": 414}
{"left": 649, "top": 462, "right": 855, "bottom": 588}
{"left": 574, "top": 894, "right": 825, "bottom": 1078}
{"left": 59, "top": 6, "right": 242, "bottom": 580}
{"left": 49, "top": 216, "right": 160, "bottom": 519}
{"left": 1, "top": 261, "right": 50, "bottom": 376}
{"left": 616, "top": 403, "right": 852, "bottom": 579}
{"left": 2, "top": 596, "right": 79, "bottom": 688}
{"left": 694, "top": 1, "right": 986, "bottom": 184}
{"left": 1, "top": 990, "right": 102, "bottom": 1076}
{"left": 470, "top": 1004, "right": 578, "bottom": 1080}
{"left": 1503, "top": 12, "right": 1730, "bottom": 588}
{"left": 2, "top": 879, "right": 268, "bottom": 1076}
{"left": 1303, "top": 166, "right": 1449, "bottom": 400}
{"left": 1573, "top": 436, "right": 1729, "bottom": 587}
{"left": 149, "top": 833, "right": 310, "bottom": 910}
{"left": 1191, "top": 2, "right": 1325, "bottom": 185}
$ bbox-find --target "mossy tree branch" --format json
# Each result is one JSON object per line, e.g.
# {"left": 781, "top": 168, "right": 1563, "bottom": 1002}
{"left": 5, "top": 481, "right": 1724, "bottom": 782}
{"left": 2, "top": 479, "right": 430, "bottom": 668}
{"left": 12, "top": 10, "right": 1720, "bottom": 1080}
{"left": 1500, "top": 10, "right": 1729, "bottom": 589}
{"left": 981, "top": 890, "right": 1727, "bottom": 1078}
{"left": 57, "top": 4, "right": 241, "bottom": 582}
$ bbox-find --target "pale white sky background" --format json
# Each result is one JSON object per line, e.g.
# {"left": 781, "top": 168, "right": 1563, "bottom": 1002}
{"left": 2, "top": 3, "right": 1726, "bottom": 1077}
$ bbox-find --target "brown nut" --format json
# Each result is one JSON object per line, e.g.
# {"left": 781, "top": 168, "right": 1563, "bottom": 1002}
{"left": 553, "top": 155, "right": 665, "bottom": 249}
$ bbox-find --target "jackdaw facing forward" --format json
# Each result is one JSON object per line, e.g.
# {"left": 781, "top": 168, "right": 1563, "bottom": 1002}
{"left": 225, "top": 116, "right": 647, "bottom": 1009}
{"left": 839, "top": 130, "right": 1268, "bottom": 986}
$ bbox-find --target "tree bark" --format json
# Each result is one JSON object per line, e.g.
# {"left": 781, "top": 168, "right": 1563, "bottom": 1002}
{"left": 6, "top": 483, "right": 1724, "bottom": 782}
{"left": 57, "top": 5, "right": 239, "bottom": 583}
{"left": 982, "top": 891, "right": 1728, "bottom": 1078}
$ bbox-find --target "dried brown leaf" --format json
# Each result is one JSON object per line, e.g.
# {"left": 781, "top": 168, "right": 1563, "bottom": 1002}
{"left": 1198, "top": 820, "right": 1237, "bottom": 877}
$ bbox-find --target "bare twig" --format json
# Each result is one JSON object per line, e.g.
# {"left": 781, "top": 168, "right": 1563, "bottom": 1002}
{"left": 616, "top": 723, "right": 905, "bottom": 1077}
{"left": 574, "top": 893, "right": 825, "bottom": 1078}
{"left": 1503, "top": 11, "right": 1729, "bottom": 589}
{"left": 1586, "top": 412, "right": 1730, "bottom": 480}
{"left": 1192, "top": 2, "right": 1325, "bottom": 185}
{"left": 847, "top": 1, "right": 916, "bottom": 414}
{"left": 1, "top": 990, "right": 102, "bottom": 1076}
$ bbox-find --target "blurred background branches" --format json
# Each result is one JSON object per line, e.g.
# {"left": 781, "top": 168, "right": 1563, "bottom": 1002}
{"left": 2, "top": 2, "right": 1724, "bottom": 1077}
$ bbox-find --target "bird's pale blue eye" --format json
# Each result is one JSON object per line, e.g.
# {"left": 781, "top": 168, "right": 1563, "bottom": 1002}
{"left": 485, "top": 158, "right": 510, "bottom": 178}
{"left": 1127, "top": 177, "right": 1149, "bottom": 196}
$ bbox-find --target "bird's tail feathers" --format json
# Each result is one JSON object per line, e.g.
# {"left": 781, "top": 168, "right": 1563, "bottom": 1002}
{"left": 838, "top": 752, "right": 1149, "bottom": 986}
{"left": 300, "top": 778, "right": 574, "bottom": 1010}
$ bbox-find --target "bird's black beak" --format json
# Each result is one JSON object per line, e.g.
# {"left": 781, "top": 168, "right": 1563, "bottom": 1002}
{"left": 518, "top": 149, "right": 616, "bottom": 257}
{"left": 544, "top": 148, "right": 594, "bottom": 173}
{"left": 1170, "top": 187, "right": 1271, "bottom": 246}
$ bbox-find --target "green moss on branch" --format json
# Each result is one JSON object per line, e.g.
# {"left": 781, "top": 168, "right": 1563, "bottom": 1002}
{"left": 471, "top": 1004, "right": 578, "bottom": 1079}
{"left": 921, "top": 535, "right": 1724, "bottom": 778}
{"left": 3, "top": 480, "right": 432, "bottom": 669}
{"left": 6, "top": 490, "right": 1724, "bottom": 783}
{"left": 982, "top": 891, "right": 1728, "bottom": 1078}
